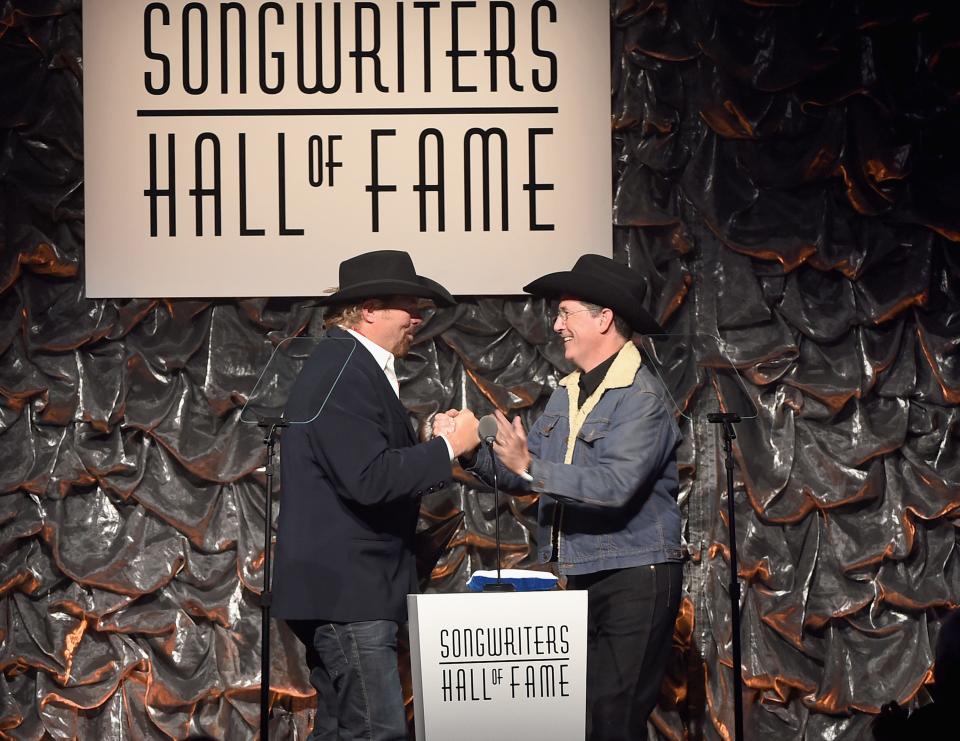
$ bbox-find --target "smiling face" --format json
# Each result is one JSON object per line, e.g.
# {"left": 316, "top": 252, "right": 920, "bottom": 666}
{"left": 554, "top": 298, "right": 603, "bottom": 369}
{"left": 553, "top": 297, "right": 628, "bottom": 372}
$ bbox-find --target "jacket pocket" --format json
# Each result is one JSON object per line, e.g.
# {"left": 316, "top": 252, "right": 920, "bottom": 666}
{"left": 349, "top": 535, "right": 404, "bottom": 560}
{"left": 537, "top": 414, "right": 560, "bottom": 437}
{"left": 576, "top": 420, "right": 609, "bottom": 445}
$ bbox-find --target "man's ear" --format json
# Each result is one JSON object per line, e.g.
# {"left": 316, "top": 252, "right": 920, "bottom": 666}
{"left": 359, "top": 299, "right": 381, "bottom": 324}
{"left": 598, "top": 307, "right": 615, "bottom": 334}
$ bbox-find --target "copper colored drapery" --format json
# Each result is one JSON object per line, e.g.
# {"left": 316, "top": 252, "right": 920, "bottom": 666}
{"left": 1, "top": 1, "right": 958, "bottom": 738}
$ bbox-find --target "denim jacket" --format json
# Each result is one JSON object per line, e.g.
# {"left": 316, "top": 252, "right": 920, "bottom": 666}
{"left": 469, "top": 341, "right": 684, "bottom": 576}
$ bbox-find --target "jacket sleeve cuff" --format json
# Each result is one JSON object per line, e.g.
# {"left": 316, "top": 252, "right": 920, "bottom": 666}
{"left": 439, "top": 434, "right": 455, "bottom": 461}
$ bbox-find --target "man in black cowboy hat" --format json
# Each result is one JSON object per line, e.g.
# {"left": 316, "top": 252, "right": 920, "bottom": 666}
{"left": 446, "top": 254, "right": 684, "bottom": 740}
{"left": 273, "top": 250, "right": 480, "bottom": 740}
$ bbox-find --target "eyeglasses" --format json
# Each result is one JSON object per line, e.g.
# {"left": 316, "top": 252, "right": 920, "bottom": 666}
{"left": 554, "top": 307, "right": 595, "bottom": 323}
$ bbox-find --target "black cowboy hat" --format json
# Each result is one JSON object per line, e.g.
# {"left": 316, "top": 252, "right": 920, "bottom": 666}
{"left": 523, "top": 254, "right": 663, "bottom": 335}
{"left": 317, "top": 250, "right": 456, "bottom": 307}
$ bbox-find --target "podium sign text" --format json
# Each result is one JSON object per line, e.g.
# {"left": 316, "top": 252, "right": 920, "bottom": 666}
{"left": 408, "top": 591, "right": 587, "bottom": 740}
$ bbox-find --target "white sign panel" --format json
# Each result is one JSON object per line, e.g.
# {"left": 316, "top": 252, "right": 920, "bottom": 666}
{"left": 83, "top": 0, "right": 612, "bottom": 297}
{"left": 408, "top": 591, "right": 587, "bottom": 740}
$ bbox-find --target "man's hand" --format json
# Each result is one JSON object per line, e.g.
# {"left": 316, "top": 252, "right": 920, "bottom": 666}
{"left": 431, "top": 410, "right": 458, "bottom": 439}
{"left": 492, "top": 410, "right": 531, "bottom": 476}
{"left": 445, "top": 408, "right": 481, "bottom": 458}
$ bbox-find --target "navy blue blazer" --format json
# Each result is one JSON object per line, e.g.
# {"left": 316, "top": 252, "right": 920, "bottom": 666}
{"left": 272, "top": 327, "right": 453, "bottom": 623}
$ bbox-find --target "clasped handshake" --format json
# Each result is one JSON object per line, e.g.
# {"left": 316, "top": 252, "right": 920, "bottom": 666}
{"left": 431, "top": 409, "right": 532, "bottom": 476}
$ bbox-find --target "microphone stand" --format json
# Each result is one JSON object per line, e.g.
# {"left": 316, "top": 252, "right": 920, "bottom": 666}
{"left": 257, "top": 416, "right": 288, "bottom": 741}
{"left": 708, "top": 411, "right": 744, "bottom": 741}
{"left": 482, "top": 437, "right": 515, "bottom": 593}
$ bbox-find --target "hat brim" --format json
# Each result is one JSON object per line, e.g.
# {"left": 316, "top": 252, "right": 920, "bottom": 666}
{"left": 317, "top": 276, "right": 456, "bottom": 307}
{"left": 524, "top": 272, "right": 664, "bottom": 335}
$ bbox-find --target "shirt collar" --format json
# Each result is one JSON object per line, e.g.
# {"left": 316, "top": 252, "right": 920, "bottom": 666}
{"left": 559, "top": 340, "right": 642, "bottom": 393}
{"left": 578, "top": 350, "right": 620, "bottom": 402}
{"left": 342, "top": 326, "right": 396, "bottom": 376}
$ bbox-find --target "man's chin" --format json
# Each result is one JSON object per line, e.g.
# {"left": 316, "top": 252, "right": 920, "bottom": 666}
{"left": 394, "top": 337, "right": 414, "bottom": 357}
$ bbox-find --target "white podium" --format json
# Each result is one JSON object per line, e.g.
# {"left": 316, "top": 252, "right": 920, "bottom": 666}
{"left": 408, "top": 591, "right": 588, "bottom": 741}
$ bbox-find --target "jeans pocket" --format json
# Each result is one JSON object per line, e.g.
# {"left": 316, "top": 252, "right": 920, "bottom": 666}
{"left": 313, "top": 623, "right": 351, "bottom": 680}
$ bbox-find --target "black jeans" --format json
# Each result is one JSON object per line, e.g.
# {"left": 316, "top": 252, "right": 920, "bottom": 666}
{"left": 567, "top": 562, "right": 683, "bottom": 741}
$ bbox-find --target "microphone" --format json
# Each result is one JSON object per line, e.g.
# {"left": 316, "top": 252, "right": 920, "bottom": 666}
{"left": 477, "top": 414, "right": 498, "bottom": 445}
{"left": 475, "top": 412, "right": 515, "bottom": 592}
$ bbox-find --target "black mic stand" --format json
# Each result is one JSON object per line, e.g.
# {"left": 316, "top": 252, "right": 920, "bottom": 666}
{"left": 257, "top": 416, "right": 288, "bottom": 741}
{"left": 481, "top": 437, "right": 515, "bottom": 593}
{"left": 708, "top": 411, "right": 744, "bottom": 741}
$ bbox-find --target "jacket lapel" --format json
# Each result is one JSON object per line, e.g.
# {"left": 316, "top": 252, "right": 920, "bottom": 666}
{"left": 327, "top": 327, "right": 418, "bottom": 445}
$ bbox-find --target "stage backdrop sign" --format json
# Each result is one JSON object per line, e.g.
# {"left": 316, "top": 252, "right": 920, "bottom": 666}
{"left": 83, "top": 0, "right": 611, "bottom": 297}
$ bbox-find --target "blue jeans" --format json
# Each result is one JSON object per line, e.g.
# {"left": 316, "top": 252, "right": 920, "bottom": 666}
{"left": 294, "top": 619, "right": 407, "bottom": 741}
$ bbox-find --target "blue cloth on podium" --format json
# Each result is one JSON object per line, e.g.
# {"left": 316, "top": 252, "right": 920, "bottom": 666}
{"left": 466, "top": 569, "right": 559, "bottom": 592}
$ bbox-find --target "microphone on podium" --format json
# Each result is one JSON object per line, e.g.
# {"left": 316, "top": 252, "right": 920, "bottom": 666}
{"left": 476, "top": 412, "right": 515, "bottom": 592}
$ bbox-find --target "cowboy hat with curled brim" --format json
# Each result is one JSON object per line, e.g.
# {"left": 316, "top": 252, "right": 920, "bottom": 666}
{"left": 523, "top": 254, "right": 664, "bottom": 335}
{"left": 317, "top": 250, "right": 456, "bottom": 307}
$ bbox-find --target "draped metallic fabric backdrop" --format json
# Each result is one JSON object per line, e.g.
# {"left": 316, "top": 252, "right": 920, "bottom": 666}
{"left": 1, "top": 0, "right": 958, "bottom": 739}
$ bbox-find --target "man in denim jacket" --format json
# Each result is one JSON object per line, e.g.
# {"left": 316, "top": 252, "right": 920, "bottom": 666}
{"left": 456, "top": 255, "right": 684, "bottom": 740}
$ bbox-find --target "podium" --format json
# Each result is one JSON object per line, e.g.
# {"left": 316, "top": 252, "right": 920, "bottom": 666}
{"left": 408, "top": 591, "right": 588, "bottom": 740}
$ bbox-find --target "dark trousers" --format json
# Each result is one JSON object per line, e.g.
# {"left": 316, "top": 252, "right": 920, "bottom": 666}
{"left": 567, "top": 562, "right": 683, "bottom": 741}
{"left": 289, "top": 619, "right": 408, "bottom": 741}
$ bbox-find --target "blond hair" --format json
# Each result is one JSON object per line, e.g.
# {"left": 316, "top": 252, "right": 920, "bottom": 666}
{"left": 322, "top": 298, "right": 384, "bottom": 329}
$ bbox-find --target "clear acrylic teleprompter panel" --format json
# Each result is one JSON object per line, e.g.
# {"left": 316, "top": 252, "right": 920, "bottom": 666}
{"left": 640, "top": 333, "right": 759, "bottom": 423}
{"left": 240, "top": 335, "right": 358, "bottom": 426}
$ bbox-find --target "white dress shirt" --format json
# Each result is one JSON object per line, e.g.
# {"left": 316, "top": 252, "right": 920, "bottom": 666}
{"left": 345, "top": 327, "right": 400, "bottom": 398}
{"left": 343, "top": 327, "right": 454, "bottom": 460}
